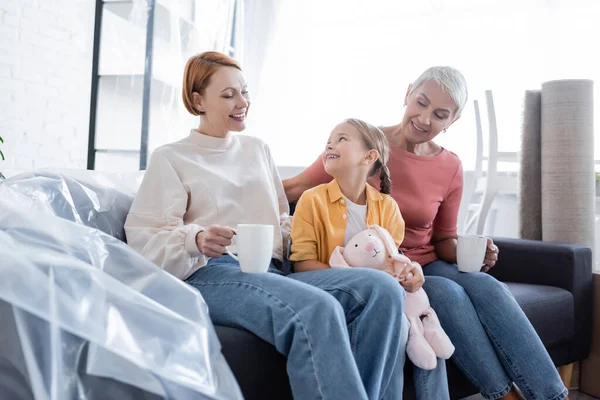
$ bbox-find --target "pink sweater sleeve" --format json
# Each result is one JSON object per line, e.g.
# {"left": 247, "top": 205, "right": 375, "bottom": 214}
{"left": 304, "top": 153, "right": 333, "bottom": 185}
{"left": 432, "top": 161, "right": 464, "bottom": 237}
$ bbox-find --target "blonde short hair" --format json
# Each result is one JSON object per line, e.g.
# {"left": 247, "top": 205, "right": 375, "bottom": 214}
{"left": 410, "top": 66, "right": 468, "bottom": 117}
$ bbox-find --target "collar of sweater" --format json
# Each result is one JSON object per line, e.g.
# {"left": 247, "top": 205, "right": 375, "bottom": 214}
{"left": 187, "top": 129, "right": 235, "bottom": 151}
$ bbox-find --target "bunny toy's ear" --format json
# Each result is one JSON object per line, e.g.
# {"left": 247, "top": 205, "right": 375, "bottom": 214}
{"left": 329, "top": 246, "right": 351, "bottom": 268}
{"left": 369, "top": 225, "right": 400, "bottom": 257}
{"left": 391, "top": 252, "right": 412, "bottom": 265}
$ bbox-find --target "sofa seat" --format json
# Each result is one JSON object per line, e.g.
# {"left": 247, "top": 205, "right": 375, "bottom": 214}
{"left": 214, "top": 326, "right": 292, "bottom": 399}
{"left": 507, "top": 283, "right": 574, "bottom": 346}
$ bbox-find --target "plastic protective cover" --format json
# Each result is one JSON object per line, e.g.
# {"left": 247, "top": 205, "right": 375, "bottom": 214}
{"left": 0, "top": 170, "right": 243, "bottom": 400}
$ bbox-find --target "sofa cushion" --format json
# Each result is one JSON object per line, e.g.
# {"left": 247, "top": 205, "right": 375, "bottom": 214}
{"left": 506, "top": 283, "right": 574, "bottom": 346}
{"left": 214, "top": 326, "right": 292, "bottom": 400}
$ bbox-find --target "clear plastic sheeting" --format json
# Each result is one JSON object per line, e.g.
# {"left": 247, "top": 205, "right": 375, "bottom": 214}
{"left": 0, "top": 170, "right": 243, "bottom": 400}
{"left": 1, "top": 170, "right": 143, "bottom": 241}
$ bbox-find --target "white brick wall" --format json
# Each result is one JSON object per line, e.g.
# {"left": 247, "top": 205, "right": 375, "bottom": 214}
{"left": 0, "top": 0, "right": 95, "bottom": 170}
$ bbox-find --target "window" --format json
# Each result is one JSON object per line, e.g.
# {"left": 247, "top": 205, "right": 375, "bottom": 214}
{"left": 88, "top": 0, "right": 242, "bottom": 171}
{"left": 244, "top": 0, "right": 600, "bottom": 170}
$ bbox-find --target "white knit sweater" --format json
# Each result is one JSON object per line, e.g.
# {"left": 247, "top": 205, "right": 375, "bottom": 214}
{"left": 125, "top": 130, "right": 290, "bottom": 279}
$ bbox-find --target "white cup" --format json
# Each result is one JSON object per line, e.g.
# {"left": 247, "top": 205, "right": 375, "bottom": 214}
{"left": 226, "top": 224, "right": 274, "bottom": 273}
{"left": 457, "top": 234, "right": 488, "bottom": 273}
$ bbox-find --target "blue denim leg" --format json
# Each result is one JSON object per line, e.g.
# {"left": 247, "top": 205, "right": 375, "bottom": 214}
{"left": 413, "top": 356, "right": 450, "bottom": 400}
{"left": 185, "top": 255, "right": 368, "bottom": 400}
{"left": 290, "top": 268, "right": 449, "bottom": 400}
{"left": 422, "top": 274, "right": 511, "bottom": 399}
{"left": 424, "top": 260, "right": 568, "bottom": 400}
{"left": 288, "top": 268, "right": 408, "bottom": 400}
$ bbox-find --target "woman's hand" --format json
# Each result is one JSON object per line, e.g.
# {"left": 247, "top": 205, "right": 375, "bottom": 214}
{"left": 400, "top": 261, "right": 425, "bottom": 293}
{"left": 481, "top": 238, "right": 499, "bottom": 273}
{"left": 195, "top": 225, "right": 236, "bottom": 258}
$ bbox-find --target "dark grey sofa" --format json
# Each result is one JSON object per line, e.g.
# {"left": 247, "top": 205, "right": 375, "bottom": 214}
{"left": 215, "top": 237, "right": 593, "bottom": 400}
{"left": 0, "top": 173, "right": 592, "bottom": 399}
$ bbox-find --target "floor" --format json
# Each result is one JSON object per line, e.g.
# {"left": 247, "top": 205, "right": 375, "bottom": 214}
{"left": 464, "top": 391, "right": 599, "bottom": 400}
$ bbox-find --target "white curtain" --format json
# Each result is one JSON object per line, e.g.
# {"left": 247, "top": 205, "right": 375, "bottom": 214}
{"left": 243, "top": 0, "right": 600, "bottom": 169}
{"left": 241, "top": 0, "right": 283, "bottom": 103}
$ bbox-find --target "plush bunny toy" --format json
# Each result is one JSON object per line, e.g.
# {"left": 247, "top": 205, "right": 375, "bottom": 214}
{"left": 329, "top": 225, "right": 455, "bottom": 370}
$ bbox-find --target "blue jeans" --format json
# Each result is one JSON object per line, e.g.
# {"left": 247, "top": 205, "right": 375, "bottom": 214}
{"left": 288, "top": 267, "right": 449, "bottom": 400}
{"left": 185, "top": 255, "right": 448, "bottom": 399}
{"left": 423, "top": 260, "right": 568, "bottom": 400}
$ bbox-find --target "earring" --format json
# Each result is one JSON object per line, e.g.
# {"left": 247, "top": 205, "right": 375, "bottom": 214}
{"left": 443, "top": 128, "right": 447, "bottom": 133}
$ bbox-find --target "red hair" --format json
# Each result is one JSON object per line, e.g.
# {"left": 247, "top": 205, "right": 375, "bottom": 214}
{"left": 182, "top": 51, "right": 241, "bottom": 116}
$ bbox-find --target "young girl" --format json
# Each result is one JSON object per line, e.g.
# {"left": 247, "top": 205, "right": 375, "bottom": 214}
{"left": 290, "top": 118, "right": 450, "bottom": 399}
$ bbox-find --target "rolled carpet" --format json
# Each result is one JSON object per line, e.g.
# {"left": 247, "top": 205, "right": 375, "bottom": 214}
{"left": 519, "top": 90, "right": 543, "bottom": 240}
{"left": 541, "top": 79, "right": 595, "bottom": 251}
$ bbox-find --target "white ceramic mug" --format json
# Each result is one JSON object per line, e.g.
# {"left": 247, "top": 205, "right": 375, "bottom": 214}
{"left": 226, "top": 224, "right": 274, "bottom": 273}
{"left": 457, "top": 234, "right": 488, "bottom": 273}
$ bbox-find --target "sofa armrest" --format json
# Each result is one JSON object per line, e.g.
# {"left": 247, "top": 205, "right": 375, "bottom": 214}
{"left": 490, "top": 237, "right": 593, "bottom": 361}
{"left": 489, "top": 237, "right": 592, "bottom": 291}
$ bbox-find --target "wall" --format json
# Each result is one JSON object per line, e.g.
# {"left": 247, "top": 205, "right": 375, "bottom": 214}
{"left": 0, "top": 0, "right": 95, "bottom": 170}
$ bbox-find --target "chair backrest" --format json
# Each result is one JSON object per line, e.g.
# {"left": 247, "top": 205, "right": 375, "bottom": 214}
{"left": 485, "top": 90, "right": 499, "bottom": 176}
{"left": 473, "top": 99, "right": 485, "bottom": 181}
{"left": 458, "top": 99, "right": 485, "bottom": 233}
{"left": 468, "top": 90, "right": 520, "bottom": 236}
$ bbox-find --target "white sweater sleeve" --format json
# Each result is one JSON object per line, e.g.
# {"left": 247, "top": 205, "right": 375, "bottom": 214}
{"left": 124, "top": 151, "right": 206, "bottom": 279}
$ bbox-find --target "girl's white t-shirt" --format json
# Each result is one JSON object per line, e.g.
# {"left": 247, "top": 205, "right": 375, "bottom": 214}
{"left": 343, "top": 195, "right": 368, "bottom": 245}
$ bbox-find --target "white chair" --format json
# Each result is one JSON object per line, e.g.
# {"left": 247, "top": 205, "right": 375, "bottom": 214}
{"left": 463, "top": 90, "right": 519, "bottom": 235}
{"left": 461, "top": 99, "right": 484, "bottom": 234}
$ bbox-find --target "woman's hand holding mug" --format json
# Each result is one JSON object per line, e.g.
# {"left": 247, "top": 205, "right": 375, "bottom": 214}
{"left": 195, "top": 225, "right": 236, "bottom": 258}
{"left": 481, "top": 238, "right": 499, "bottom": 273}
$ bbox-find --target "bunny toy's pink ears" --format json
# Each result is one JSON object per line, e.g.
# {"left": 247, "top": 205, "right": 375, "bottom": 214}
{"left": 369, "top": 225, "right": 400, "bottom": 258}
{"left": 329, "top": 246, "right": 350, "bottom": 268}
{"left": 392, "top": 253, "right": 412, "bottom": 265}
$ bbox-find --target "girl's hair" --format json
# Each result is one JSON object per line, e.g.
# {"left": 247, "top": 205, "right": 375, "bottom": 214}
{"left": 343, "top": 118, "right": 392, "bottom": 194}
{"left": 182, "top": 51, "right": 241, "bottom": 116}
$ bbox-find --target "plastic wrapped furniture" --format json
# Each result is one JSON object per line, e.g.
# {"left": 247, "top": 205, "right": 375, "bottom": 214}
{"left": 0, "top": 171, "right": 243, "bottom": 400}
